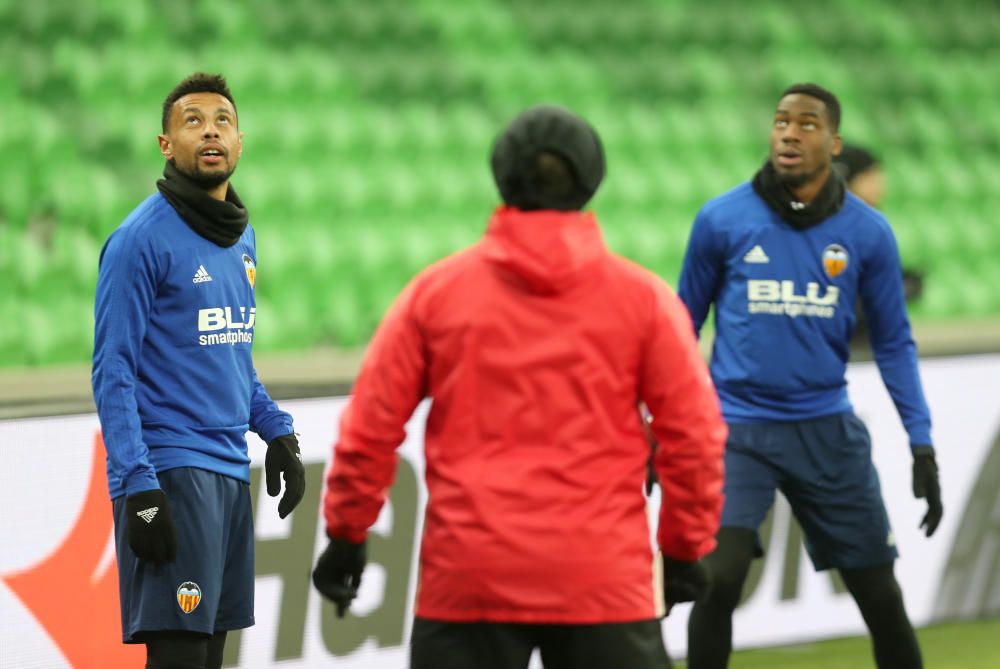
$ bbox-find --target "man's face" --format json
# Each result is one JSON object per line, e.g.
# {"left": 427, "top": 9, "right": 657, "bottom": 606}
{"left": 848, "top": 168, "right": 885, "bottom": 208}
{"left": 769, "top": 93, "right": 841, "bottom": 189}
{"left": 158, "top": 92, "right": 242, "bottom": 189}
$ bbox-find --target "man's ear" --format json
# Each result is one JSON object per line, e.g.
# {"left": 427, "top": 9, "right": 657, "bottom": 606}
{"left": 237, "top": 130, "right": 243, "bottom": 159}
{"left": 158, "top": 133, "right": 173, "bottom": 160}
{"left": 831, "top": 133, "right": 843, "bottom": 158}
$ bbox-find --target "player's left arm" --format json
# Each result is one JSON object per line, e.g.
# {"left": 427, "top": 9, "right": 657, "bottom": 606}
{"left": 246, "top": 226, "right": 294, "bottom": 442}
{"left": 245, "top": 226, "right": 303, "bottom": 516}
{"left": 249, "top": 369, "right": 303, "bottom": 518}
{"left": 860, "top": 220, "right": 942, "bottom": 536}
{"left": 249, "top": 369, "right": 294, "bottom": 441}
{"left": 859, "top": 221, "right": 932, "bottom": 447}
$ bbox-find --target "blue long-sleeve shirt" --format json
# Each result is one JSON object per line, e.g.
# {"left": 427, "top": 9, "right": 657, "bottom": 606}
{"left": 92, "top": 193, "right": 293, "bottom": 498}
{"left": 678, "top": 182, "right": 932, "bottom": 448}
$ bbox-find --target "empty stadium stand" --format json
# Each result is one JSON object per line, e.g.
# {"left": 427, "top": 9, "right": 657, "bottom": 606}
{"left": 1, "top": 0, "right": 998, "bottom": 367}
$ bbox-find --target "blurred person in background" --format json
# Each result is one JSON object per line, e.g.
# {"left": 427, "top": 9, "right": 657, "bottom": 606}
{"left": 311, "top": 105, "right": 727, "bottom": 669}
{"left": 92, "top": 72, "right": 305, "bottom": 669}
{"left": 679, "top": 83, "right": 942, "bottom": 669}
{"left": 833, "top": 143, "right": 885, "bottom": 208}
{"left": 834, "top": 143, "right": 925, "bottom": 350}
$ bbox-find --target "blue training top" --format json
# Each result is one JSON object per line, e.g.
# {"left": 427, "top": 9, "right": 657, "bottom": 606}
{"left": 93, "top": 193, "right": 293, "bottom": 498}
{"left": 678, "top": 182, "right": 932, "bottom": 448}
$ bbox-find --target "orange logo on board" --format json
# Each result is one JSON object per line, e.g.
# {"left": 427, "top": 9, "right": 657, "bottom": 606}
{"left": 822, "top": 244, "right": 849, "bottom": 278}
{"left": 177, "top": 581, "right": 202, "bottom": 614}
{"left": 242, "top": 254, "right": 256, "bottom": 288}
{"left": 1, "top": 433, "right": 145, "bottom": 668}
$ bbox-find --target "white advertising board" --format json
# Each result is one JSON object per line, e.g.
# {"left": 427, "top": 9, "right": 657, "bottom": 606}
{"left": 2, "top": 355, "right": 998, "bottom": 668}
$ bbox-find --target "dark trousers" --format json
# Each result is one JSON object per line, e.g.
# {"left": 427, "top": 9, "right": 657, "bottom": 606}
{"left": 687, "top": 528, "right": 923, "bottom": 669}
{"left": 410, "top": 617, "right": 672, "bottom": 669}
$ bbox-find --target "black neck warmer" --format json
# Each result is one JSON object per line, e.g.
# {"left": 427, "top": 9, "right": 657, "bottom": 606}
{"left": 156, "top": 162, "right": 248, "bottom": 247}
{"left": 751, "top": 160, "right": 845, "bottom": 230}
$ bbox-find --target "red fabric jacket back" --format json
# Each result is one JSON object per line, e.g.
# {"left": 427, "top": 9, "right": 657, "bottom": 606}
{"left": 324, "top": 207, "right": 726, "bottom": 624}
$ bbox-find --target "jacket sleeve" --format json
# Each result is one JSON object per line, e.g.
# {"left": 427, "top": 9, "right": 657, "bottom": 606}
{"left": 859, "top": 222, "right": 933, "bottom": 448}
{"left": 640, "top": 279, "right": 727, "bottom": 561}
{"left": 91, "top": 228, "right": 161, "bottom": 497}
{"left": 678, "top": 208, "right": 725, "bottom": 335}
{"left": 249, "top": 368, "right": 294, "bottom": 442}
{"left": 323, "top": 281, "right": 428, "bottom": 542}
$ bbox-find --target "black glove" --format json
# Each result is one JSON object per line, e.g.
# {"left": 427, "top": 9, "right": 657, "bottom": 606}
{"left": 266, "top": 433, "right": 306, "bottom": 519}
{"left": 663, "top": 556, "right": 711, "bottom": 609}
{"left": 125, "top": 489, "right": 178, "bottom": 564}
{"left": 912, "top": 445, "right": 943, "bottom": 537}
{"left": 312, "top": 538, "right": 367, "bottom": 617}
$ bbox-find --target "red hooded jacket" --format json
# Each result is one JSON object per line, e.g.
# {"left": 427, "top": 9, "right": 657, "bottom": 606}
{"left": 324, "top": 207, "right": 726, "bottom": 623}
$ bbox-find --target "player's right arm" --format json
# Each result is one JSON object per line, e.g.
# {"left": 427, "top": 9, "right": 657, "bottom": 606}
{"left": 640, "top": 279, "right": 727, "bottom": 561}
{"left": 91, "top": 226, "right": 160, "bottom": 496}
{"left": 678, "top": 208, "right": 725, "bottom": 335}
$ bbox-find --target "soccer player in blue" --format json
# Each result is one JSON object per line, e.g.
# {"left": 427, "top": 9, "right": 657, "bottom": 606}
{"left": 679, "top": 83, "right": 943, "bottom": 669}
{"left": 92, "top": 73, "right": 306, "bottom": 669}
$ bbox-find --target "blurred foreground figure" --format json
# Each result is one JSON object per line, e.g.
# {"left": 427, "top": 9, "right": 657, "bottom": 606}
{"left": 680, "top": 83, "right": 941, "bottom": 669}
{"left": 312, "top": 105, "right": 727, "bottom": 669}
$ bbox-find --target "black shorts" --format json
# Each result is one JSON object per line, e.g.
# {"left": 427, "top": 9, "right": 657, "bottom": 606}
{"left": 410, "top": 617, "right": 671, "bottom": 669}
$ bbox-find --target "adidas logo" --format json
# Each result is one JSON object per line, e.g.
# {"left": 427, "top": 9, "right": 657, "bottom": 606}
{"left": 193, "top": 265, "right": 213, "bottom": 283}
{"left": 137, "top": 507, "right": 159, "bottom": 524}
{"left": 743, "top": 245, "right": 770, "bottom": 264}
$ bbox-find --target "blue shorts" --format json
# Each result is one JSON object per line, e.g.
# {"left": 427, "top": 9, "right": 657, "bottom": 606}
{"left": 113, "top": 467, "right": 255, "bottom": 642}
{"left": 721, "top": 413, "right": 898, "bottom": 571}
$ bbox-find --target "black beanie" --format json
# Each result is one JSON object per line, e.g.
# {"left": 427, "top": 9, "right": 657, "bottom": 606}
{"left": 490, "top": 104, "right": 606, "bottom": 211}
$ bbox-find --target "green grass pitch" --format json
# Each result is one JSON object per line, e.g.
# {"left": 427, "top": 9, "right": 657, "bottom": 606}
{"left": 676, "top": 618, "right": 1000, "bottom": 668}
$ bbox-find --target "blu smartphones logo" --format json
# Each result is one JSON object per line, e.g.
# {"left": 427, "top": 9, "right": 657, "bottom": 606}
{"left": 198, "top": 307, "right": 256, "bottom": 346}
{"left": 747, "top": 280, "right": 839, "bottom": 318}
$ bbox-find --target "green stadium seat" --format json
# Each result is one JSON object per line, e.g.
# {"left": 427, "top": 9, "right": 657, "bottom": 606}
{"left": 250, "top": 296, "right": 282, "bottom": 350}
{"left": 50, "top": 227, "right": 100, "bottom": 291}
{"left": 5, "top": 0, "right": 1000, "bottom": 368}
{"left": 0, "top": 292, "right": 27, "bottom": 366}
{"left": 323, "top": 288, "right": 368, "bottom": 348}
{"left": 956, "top": 270, "right": 995, "bottom": 317}
{"left": 0, "top": 169, "right": 35, "bottom": 230}
{"left": 9, "top": 232, "right": 48, "bottom": 296}
{"left": 916, "top": 267, "right": 959, "bottom": 320}
{"left": 892, "top": 158, "right": 938, "bottom": 204}
{"left": 19, "top": 301, "right": 60, "bottom": 365}
{"left": 0, "top": 226, "right": 17, "bottom": 293}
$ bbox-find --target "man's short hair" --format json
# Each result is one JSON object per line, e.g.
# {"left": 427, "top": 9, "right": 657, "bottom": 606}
{"left": 833, "top": 144, "right": 878, "bottom": 182}
{"left": 162, "top": 73, "right": 236, "bottom": 132}
{"left": 779, "top": 83, "right": 841, "bottom": 132}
